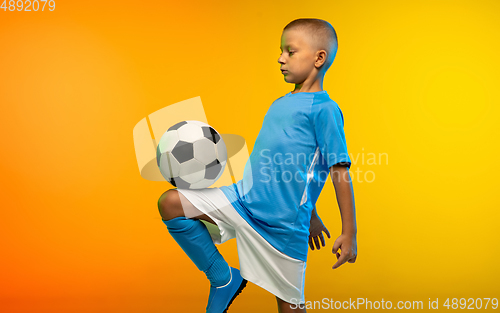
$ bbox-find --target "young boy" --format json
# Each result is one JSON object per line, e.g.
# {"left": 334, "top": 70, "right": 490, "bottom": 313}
{"left": 158, "top": 18, "right": 357, "bottom": 312}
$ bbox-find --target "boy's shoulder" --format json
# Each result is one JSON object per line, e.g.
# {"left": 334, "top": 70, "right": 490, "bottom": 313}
{"left": 271, "top": 91, "right": 342, "bottom": 119}
{"left": 309, "top": 93, "right": 341, "bottom": 114}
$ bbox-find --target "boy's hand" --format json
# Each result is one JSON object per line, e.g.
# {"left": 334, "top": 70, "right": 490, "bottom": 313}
{"left": 332, "top": 233, "right": 357, "bottom": 269}
{"left": 308, "top": 209, "right": 331, "bottom": 250}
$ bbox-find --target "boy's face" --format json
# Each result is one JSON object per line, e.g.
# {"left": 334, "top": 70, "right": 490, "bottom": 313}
{"left": 278, "top": 29, "right": 318, "bottom": 84}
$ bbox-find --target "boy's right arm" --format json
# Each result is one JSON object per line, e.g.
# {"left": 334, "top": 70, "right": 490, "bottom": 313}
{"left": 309, "top": 206, "right": 331, "bottom": 250}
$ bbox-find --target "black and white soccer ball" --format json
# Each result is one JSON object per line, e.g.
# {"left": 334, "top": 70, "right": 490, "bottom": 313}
{"left": 156, "top": 120, "right": 227, "bottom": 189}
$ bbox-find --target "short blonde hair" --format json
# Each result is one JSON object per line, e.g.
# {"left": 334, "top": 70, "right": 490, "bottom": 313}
{"left": 283, "top": 18, "right": 338, "bottom": 72}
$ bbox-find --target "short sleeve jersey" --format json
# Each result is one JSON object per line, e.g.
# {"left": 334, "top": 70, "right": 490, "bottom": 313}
{"left": 220, "top": 90, "right": 351, "bottom": 262}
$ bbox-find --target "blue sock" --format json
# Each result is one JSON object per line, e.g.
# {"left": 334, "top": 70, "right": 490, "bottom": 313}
{"left": 163, "top": 217, "right": 231, "bottom": 287}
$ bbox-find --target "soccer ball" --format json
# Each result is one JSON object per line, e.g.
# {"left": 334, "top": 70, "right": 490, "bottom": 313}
{"left": 156, "top": 120, "right": 227, "bottom": 189}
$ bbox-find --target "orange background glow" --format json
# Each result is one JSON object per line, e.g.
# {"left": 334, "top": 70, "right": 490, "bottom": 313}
{"left": 1, "top": 0, "right": 499, "bottom": 312}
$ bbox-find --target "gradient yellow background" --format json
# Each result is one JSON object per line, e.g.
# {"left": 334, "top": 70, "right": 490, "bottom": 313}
{"left": 1, "top": 0, "right": 499, "bottom": 312}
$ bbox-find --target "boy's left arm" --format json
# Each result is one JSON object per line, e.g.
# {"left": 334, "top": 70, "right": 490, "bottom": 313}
{"left": 329, "top": 164, "right": 357, "bottom": 269}
{"left": 308, "top": 164, "right": 358, "bottom": 269}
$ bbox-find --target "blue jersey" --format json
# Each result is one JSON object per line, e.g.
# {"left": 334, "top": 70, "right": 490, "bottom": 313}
{"left": 220, "top": 90, "right": 351, "bottom": 261}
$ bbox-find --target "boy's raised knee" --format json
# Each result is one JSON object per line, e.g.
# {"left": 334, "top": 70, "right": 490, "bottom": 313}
{"left": 157, "top": 189, "right": 184, "bottom": 221}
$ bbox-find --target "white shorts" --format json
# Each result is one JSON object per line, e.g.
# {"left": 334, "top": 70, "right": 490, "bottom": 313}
{"left": 176, "top": 187, "right": 306, "bottom": 305}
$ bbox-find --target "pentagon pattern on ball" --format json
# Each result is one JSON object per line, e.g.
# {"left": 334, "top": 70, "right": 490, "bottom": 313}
{"left": 202, "top": 126, "right": 221, "bottom": 144}
{"left": 205, "top": 159, "right": 222, "bottom": 180}
{"left": 171, "top": 141, "right": 194, "bottom": 163}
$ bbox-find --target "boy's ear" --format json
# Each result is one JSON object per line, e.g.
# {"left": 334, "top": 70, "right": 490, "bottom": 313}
{"left": 315, "top": 50, "right": 327, "bottom": 68}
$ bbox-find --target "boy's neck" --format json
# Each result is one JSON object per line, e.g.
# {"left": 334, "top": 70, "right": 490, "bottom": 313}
{"left": 292, "top": 76, "right": 324, "bottom": 94}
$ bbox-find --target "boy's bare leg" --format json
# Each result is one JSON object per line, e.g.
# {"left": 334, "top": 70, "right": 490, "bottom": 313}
{"left": 158, "top": 189, "right": 216, "bottom": 225}
{"left": 158, "top": 189, "right": 247, "bottom": 312}
{"left": 276, "top": 297, "right": 306, "bottom": 313}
